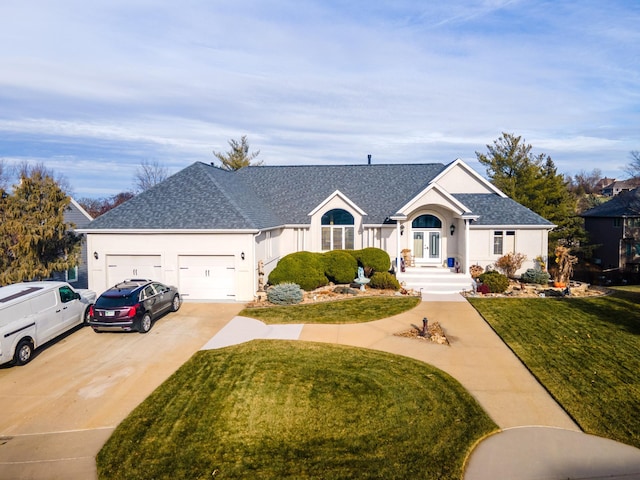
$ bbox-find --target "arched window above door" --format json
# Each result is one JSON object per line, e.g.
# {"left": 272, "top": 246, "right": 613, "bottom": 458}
{"left": 321, "top": 209, "right": 354, "bottom": 250}
{"left": 412, "top": 214, "right": 442, "bottom": 229}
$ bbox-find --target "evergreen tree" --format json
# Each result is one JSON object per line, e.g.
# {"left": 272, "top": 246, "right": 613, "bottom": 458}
{"left": 476, "top": 133, "right": 586, "bottom": 252}
{"left": 213, "top": 135, "right": 263, "bottom": 171}
{"left": 0, "top": 170, "right": 81, "bottom": 285}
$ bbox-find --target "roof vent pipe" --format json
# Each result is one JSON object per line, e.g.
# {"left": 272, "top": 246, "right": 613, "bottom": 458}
{"left": 367, "top": 154, "right": 371, "bottom": 165}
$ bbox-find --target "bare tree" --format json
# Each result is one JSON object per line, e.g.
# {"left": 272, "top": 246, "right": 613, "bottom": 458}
{"left": 0, "top": 159, "right": 9, "bottom": 191}
{"left": 78, "top": 192, "right": 135, "bottom": 218}
{"left": 625, "top": 151, "right": 640, "bottom": 178}
{"left": 15, "top": 161, "right": 73, "bottom": 194}
{"left": 134, "top": 160, "right": 169, "bottom": 192}
{"left": 570, "top": 169, "right": 603, "bottom": 195}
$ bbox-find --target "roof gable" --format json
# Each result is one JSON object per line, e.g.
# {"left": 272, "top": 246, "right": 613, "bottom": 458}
{"left": 432, "top": 159, "right": 506, "bottom": 196}
{"left": 308, "top": 190, "right": 367, "bottom": 217}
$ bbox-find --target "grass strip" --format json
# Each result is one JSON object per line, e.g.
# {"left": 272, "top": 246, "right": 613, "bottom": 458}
{"left": 469, "top": 287, "right": 640, "bottom": 448}
{"left": 97, "top": 341, "right": 496, "bottom": 479}
{"left": 239, "top": 296, "right": 421, "bottom": 324}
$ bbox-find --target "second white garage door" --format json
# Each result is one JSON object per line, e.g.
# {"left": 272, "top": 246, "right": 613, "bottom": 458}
{"left": 178, "top": 255, "right": 236, "bottom": 301}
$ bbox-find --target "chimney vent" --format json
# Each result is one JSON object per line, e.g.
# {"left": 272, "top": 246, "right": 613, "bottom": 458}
{"left": 367, "top": 154, "right": 372, "bottom": 165}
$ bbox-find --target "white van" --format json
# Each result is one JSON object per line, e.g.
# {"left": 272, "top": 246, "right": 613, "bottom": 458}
{"left": 0, "top": 281, "right": 96, "bottom": 366}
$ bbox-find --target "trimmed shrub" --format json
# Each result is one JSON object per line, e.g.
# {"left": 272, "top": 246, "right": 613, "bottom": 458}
{"left": 268, "top": 251, "right": 328, "bottom": 291}
{"left": 350, "top": 248, "right": 391, "bottom": 276}
{"left": 478, "top": 271, "right": 509, "bottom": 293}
{"left": 520, "top": 268, "right": 551, "bottom": 285}
{"left": 368, "top": 272, "right": 401, "bottom": 290}
{"left": 267, "top": 283, "right": 304, "bottom": 305}
{"left": 323, "top": 250, "right": 358, "bottom": 284}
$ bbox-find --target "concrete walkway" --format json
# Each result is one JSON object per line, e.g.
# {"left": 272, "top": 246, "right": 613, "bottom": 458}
{"left": 206, "top": 293, "right": 640, "bottom": 480}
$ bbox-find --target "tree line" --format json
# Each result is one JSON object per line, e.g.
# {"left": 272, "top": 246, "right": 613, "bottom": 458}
{"left": 0, "top": 134, "right": 636, "bottom": 285}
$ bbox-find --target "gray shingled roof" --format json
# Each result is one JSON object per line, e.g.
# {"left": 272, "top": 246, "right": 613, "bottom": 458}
{"left": 85, "top": 161, "right": 553, "bottom": 230}
{"left": 581, "top": 188, "right": 640, "bottom": 218}
{"left": 453, "top": 194, "right": 554, "bottom": 226}
{"left": 236, "top": 163, "right": 447, "bottom": 224}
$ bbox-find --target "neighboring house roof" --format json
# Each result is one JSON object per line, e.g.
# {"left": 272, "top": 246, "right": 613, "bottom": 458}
{"left": 596, "top": 177, "right": 616, "bottom": 192}
{"left": 84, "top": 161, "right": 553, "bottom": 231}
{"left": 601, "top": 178, "right": 640, "bottom": 196}
{"left": 66, "top": 197, "right": 93, "bottom": 228}
{"left": 582, "top": 188, "right": 640, "bottom": 218}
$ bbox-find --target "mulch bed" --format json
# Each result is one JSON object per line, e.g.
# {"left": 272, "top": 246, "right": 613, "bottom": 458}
{"left": 395, "top": 321, "right": 450, "bottom": 345}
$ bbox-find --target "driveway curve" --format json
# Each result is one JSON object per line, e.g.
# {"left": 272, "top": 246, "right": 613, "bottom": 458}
{"left": 0, "top": 303, "right": 242, "bottom": 480}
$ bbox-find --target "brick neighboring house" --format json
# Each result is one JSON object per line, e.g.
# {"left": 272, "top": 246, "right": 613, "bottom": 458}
{"left": 601, "top": 178, "right": 640, "bottom": 197}
{"left": 581, "top": 188, "right": 640, "bottom": 273}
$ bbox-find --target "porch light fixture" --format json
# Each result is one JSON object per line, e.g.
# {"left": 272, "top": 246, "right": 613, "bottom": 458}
{"left": 450, "top": 224, "right": 456, "bottom": 236}
{"left": 241, "top": 251, "right": 245, "bottom": 260}
{"left": 400, "top": 224, "right": 405, "bottom": 235}
{"left": 93, "top": 251, "right": 99, "bottom": 260}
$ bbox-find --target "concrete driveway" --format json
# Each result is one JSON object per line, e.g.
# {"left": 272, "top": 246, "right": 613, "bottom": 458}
{"left": 0, "top": 302, "right": 242, "bottom": 480}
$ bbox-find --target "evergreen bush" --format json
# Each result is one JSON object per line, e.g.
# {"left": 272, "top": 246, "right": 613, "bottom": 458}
{"left": 478, "top": 271, "right": 509, "bottom": 293}
{"left": 266, "top": 283, "right": 304, "bottom": 305}
{"left": 519, "top": 268, "right": 551, "bottom": 285}
{"left": 322, "top": 250, "right": 358, "bottom": 284}
{"left": 368, "top": 272, "right": 401, "bottom": 290}
{"left": 268, "top": 251, "right": 328, "bottom": 291}
{"left": 350, "top": 248, "right": 391, "bottom": 275}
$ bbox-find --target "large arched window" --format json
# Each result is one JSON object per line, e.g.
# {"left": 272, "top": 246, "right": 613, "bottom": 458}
{"left": 321, "top": 209, "right": 354, "bottom": 250}
{"left": 412, "top": 214, "right": 442, "bottom": 229}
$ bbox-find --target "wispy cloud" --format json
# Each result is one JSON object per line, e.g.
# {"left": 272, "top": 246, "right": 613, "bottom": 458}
{"left": 0, "top": 0, "right": 638, "bottom": 197}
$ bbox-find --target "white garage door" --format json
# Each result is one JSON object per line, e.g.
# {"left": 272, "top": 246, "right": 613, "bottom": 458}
{"left": 107, "top": 255, "right": 162, "bottom": 286}
{"left": 178, "top": 255, "right": 236, "bottom": 301}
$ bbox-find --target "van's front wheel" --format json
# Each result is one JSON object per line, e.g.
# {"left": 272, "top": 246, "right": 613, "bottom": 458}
{"left": 14, "top": 339, "right": 34, "bottom": 366}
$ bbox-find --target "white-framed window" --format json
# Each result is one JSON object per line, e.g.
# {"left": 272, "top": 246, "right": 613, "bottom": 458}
{"left": 493, "top": 230, "right": 515, "bottom": 255}
{"left": 66, "top": 266, "right": 78, "bottom": 283}
{"left": 321, "top": 209, "right": 355, "bottom": 250}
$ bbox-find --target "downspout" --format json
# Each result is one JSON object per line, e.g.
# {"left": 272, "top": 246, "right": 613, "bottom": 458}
{"left": 396, "top": 222, "right": 402, "bottom": 273}
{"left": 252, "top": 230, "right": 262, "bottom": 298}
{"left": 464, "top": 219, "right": 470, "bottom": 274}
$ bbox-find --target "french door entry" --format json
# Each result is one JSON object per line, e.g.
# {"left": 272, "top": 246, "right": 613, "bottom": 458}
{"left": 413, "top": 230, "right": 441, "bottom": 265}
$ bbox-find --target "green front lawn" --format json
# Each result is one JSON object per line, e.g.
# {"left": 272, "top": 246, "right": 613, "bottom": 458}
{"left": 469, "top": 287, "right": 640, "bottom": 448}
{"left": 97, "top": 341, "right": 497, "bottom": 480}
{"left": 239, "top": 296, "right": 421, "bottom": 324}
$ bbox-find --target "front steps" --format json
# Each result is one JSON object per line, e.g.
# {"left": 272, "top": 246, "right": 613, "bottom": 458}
{"left": 397, "top": 266, "right": 474, "bottom": 295}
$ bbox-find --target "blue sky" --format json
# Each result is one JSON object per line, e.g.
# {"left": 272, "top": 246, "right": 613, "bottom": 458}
{"left": 0, "top": 0, "right": 638, "bottom": 199}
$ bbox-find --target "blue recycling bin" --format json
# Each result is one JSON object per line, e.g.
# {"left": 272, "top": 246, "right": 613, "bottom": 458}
{"left": 447, "top": 257, "right": 455, "bottom": 268}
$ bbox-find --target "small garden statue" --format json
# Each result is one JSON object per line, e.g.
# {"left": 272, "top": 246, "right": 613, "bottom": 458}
{"left": 354, "top": 266, "right": 370, "bottom": 291}
{"left": 421, "top": 317, "right": 429, "bottom": 337}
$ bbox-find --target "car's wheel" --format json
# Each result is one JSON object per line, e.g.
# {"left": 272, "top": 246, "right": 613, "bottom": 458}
{"left": 138, "top": 313, "right": 152, "bottom": 334}
{"left": 171, "top": 294, "right": 181, "bottom": 312}
{"left": 83, "top": 306, "right": 92, "bottom": 325}
{"left": 13, "top": 339, "right": 34, "bottom": 366}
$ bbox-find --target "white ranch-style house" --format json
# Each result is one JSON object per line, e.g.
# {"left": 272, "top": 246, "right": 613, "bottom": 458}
{"left": 80, "top": 159, "right": 554, "bottom": 301}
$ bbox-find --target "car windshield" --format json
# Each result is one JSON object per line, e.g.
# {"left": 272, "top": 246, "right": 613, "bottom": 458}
{"left": 95, "top": 292, "right": 138, "bottom": 308}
